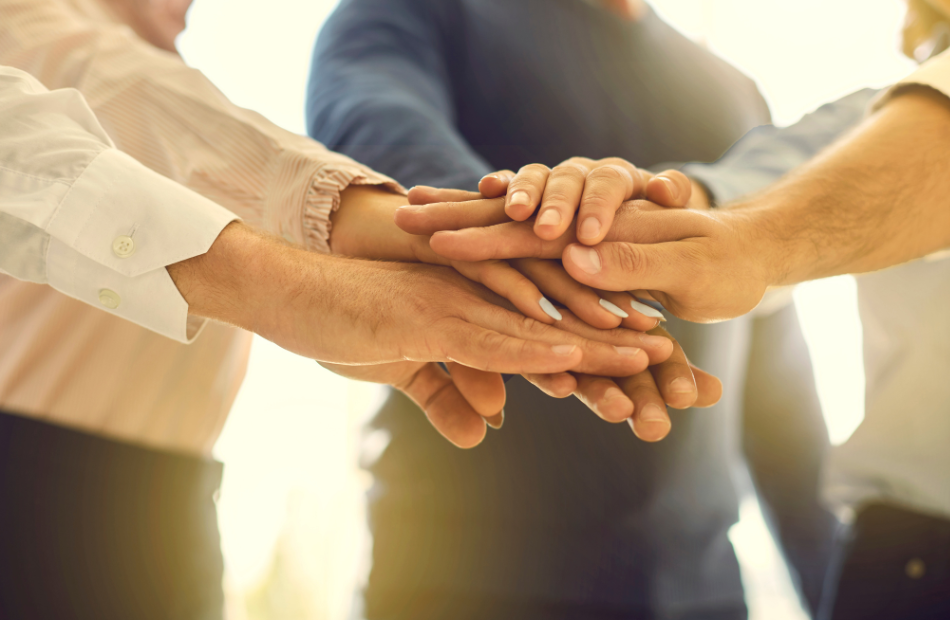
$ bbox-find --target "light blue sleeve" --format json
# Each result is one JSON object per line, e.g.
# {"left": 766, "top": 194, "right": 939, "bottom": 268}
{"left": 682, "top": 89, "right": 880, "bottom": 204}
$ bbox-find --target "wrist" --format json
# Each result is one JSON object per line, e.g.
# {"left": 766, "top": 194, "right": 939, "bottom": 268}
{"left": 330, "top": 185, "right": 418, "bottom": 260}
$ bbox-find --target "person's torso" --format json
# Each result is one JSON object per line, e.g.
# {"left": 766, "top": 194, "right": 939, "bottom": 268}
{"left": 445, "top": 0, "right": 770, "bottom": 170}
{"left": 825, "top": 256, "right": 950, "bottom": 518}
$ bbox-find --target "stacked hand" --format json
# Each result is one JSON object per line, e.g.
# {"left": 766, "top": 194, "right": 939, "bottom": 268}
{"left": 377, "top": 158, "right": 726, "bottom": 443}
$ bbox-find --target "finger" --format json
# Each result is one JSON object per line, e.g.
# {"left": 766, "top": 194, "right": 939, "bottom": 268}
{"left": 452, "top": 259, "right": 558, "bottom": 324}
{"left": 647, "top": 326, "right": 698, "bottom": 409}
{"left": 523, "top": 372, "right": 577, "bottom": 398}
{"left": 619, "top": 371, "right": 672, "bottom": 442}
{"left": 597, "top": 289, "right": 664, "bottom": 333}
{"left": 691, "top": 365, "right": 723, "bottom": 408}
{"left": 562, "top": 241, "right": 695, "bottom": 294}
{"left": 453, "top": 309, "right": 650, "bottom": 377}
{"left": 510, "top": 258, "right": 623, "bottom": 330}
{"left": 535, "top": 160, "right": 592, "bottom": 241}
{"left": 644, "top": 169, "right": 692, "bottom": 208}
{"left": 398, "top": 362, "right": 488, "bottom": 448}
{"left": 395, "top": 197, "right": 509, "bottom": 235}
{"left": 445, "top": 362, "right": 506, "bottom": 426}
{"left": 506, "top": 163, "right": 551, "bottom": 221}
{"left": 576, "top": 160, "right": 645, "bottom": 245}
{"left": 542, "top": 310, "right": 672, "bottom": 366}
{"left": 604, "top": 201, "right": 714, "bottom": 243}
{"left": 478, "top": 170, "right": 516, "bottom": 198}
{"left": 407, "top": 186, "right": 482, "bottom": 205}
{"left": 573, "top": 374, "right": 634, "bottom": 423}
{"left": 431, "top": 221, "right": 575, "bottom": 262}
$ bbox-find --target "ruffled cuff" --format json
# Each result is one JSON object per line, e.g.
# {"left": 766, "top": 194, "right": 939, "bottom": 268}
{"left": 265, "top": 149, "right": 405, "bottom": 254}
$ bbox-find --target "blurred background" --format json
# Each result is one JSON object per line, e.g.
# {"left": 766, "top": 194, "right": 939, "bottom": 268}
{"left": 176, "top": 1, "right": 917, "bottom": 618}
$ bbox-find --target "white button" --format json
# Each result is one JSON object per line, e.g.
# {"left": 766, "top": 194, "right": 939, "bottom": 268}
{"left": 112, "top": 235, "right": 135, "bottom": 258}
{"left": 98, "top": 289, "right": 121, "bottom": 309}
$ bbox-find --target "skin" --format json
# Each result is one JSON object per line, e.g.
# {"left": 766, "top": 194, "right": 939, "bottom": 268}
{"left": 167, "top": 220, "right": 671, "bottom": 448}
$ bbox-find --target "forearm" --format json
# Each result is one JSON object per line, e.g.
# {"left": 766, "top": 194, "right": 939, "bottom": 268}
{"left": 742, "top": 87, "right": 950, "bottom": 286}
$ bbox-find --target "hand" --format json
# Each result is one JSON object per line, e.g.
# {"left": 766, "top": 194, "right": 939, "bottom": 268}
{"left": 403, "top": 183, "right": 723, "bottom": 441}
{"left": 168, "top": 222, "right": 665, "bottom": 446}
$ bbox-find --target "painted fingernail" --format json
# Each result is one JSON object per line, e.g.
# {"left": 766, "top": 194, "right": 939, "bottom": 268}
{"left": 658, "top": 176, "right": 678, "bottom": 200}
{"left": 640, "top": 403, "right": 667, "bottom": 423}
{"left": 614, "top": 346, "right": 642, "bottom": 356}
{"left": 579, "top": 217, "right": 602, "bottom": 240}
{"left": 599, "top": 298, "right": 629, "bottom": 318}
{"left": 630, "top": 299, "right": 666, "bottom": 321}
{"left": 537, "top": 209, "right": 562, "bottom": 227}
{"left": 670, "top": 377, "right": 696, "bottom": 394}
{"left": 638, "top": 334, "right": 671, "bottom": 348}
{"left": 486, "top": 410, "right": 505, "bottom": 430}
{"left": 569, "top": 245, "right": 602, "bottom": 274}
{"left": 539, "top": 297, "right": 563, "bottom": 321}
{"left": 604, "top": 387, "right": 625, "bottom": 403}
{"left": 553, "top": 344, "right": 577, "bottom": 356}
{"left": 509, "top": 191, "right": 530, "bottom": 206}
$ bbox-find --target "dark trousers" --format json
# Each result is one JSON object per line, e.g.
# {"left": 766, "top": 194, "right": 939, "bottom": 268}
{"left": 821, "top": 503, "right": 950, "bottom": 620}
{"left": 0, "top": 411, "right": 225, "bottom": 620}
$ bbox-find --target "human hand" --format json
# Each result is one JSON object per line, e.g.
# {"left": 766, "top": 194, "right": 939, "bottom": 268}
{"left": 168, "top": 222, "right": 670, "bottom": 446}
{"left": 401, "top": 183, "right": 723, "bottom": 441}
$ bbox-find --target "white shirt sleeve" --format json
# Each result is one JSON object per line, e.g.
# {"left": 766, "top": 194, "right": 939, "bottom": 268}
{"left": 872, "top": 47, "right": 950, "bottom": 110}
{"left": 0, "top": 66, "right": 237, "bottom": 343}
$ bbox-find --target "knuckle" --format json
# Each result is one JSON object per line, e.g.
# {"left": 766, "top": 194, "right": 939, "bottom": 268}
{"left": 589, "top": 164, "right": 634, "bottom": 186}
{"left": 517, "top": 163, "right": 551, "bottom": 178}
{"left": 615, "top": 243, "right": 647, "bottom": 274}
{"left": 552, "top": 162, "right": 589, "bottom": 178}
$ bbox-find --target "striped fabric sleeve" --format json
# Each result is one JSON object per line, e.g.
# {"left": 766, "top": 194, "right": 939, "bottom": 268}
{"left": 0, "top": 0, "right": 403, "bottom": 255}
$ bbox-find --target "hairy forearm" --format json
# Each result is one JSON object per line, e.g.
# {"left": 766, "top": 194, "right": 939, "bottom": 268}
{"left": 738, "top": 87, "right": 950, "bottom": 286}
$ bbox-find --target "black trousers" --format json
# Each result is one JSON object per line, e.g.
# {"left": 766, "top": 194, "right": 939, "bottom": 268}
{"left": 0, "top": 411, "right": 225, "bottom": 620}
{"left": 821, "top": 503, "right": 950, "bottom": 620}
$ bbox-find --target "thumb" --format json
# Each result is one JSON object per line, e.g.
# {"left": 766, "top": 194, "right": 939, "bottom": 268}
{"left": 561, "top": 241, "right": 681, "bottom": 294}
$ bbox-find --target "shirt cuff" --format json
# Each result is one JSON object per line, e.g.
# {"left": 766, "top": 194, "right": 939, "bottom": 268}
{"left": 871, "top": 47, "right": 950, "bottom": 112}
{"left": 45, "top": 148, "right": 238, "bottom": 343}
{"left": 264, "top": 149, "right": 405, "bottom": 254}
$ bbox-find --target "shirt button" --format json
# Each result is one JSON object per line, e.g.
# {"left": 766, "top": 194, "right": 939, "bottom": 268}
{"left": 112, "top": 235, "right": 135, "bottom": 258}
{"left": 98, "top": 289, "right": 121, "bottom": 309}
{"left": 905, "top": 558, "right": 926, "bottom": 579}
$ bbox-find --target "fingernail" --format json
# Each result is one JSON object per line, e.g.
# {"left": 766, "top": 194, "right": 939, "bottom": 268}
{"left": 604, "top": 387, "right": 625, "bottom": 403}
{"left": 630, "top": 299, "right": 665, "bottom": 321}
{"left": 537, "top": 209, "right": 562, "bottom": 227}
{"left": 482, "top": 174, "right": 501, "bottom": 182}
{"left": 614, "top": 346, "right": 642, "bottom": 356}
{"left": 579, "top": 217, "right": 602, "bottom": 240}
{"left": 599, "top": 298, "right": 629, "bottom": 318}
{"left": 640, "top": 403, "right": 668, "bottom": 423}
{"left": 670, "top": 377, "right": 696, "bottom": 394}
{"left": 553, "top": 344, "right": 577, "bottom": 356}
{"left": 539, "top": 297, "right": 563, "bottom": 321}
{"left": 569, "top": 245, "right": 602, "bottom": 274}
{"left": 486, "top": 410, "right": 505, "bottom": 429}
{"left": 638, "top": 334, "right": 671, "bottom": 348}
{"left": 509, "top": 191, "right": 530, "bottom": 206}
{"left": 658, "top": 176, "right": 678, "bottom": 200}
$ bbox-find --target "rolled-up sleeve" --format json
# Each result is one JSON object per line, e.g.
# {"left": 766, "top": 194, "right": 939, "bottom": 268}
{"left": 0, "top": 66, "right": 236, "bottom": 343}
{"left": 0, "top": 0, "right": 401, "bottom": 255}
{"left": 872, "top": 47, "right": 950, "bottom": 111}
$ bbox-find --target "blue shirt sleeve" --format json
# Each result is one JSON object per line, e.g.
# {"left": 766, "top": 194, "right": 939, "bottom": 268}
{"left": 307, "top": 0, "right": 493, "bottom": 191}
{"left": 683, "top": 89, "right": 880, "bottom": 204}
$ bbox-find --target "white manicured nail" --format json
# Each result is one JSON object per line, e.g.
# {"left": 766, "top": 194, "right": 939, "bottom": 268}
{"left": 630, "top": 299, "right": 666, "bottom": 321}
{"left": 539, "top": 297, "right": 563, "bottom": 321}
{"left": 599, "top": 298, "right": 629, "bottom": 318}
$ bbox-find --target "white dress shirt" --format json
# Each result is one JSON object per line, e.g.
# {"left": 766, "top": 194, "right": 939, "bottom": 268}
{"left": 0, "top": 0, "right": 399, "bottom": 455}
{"left": 0, "top": 65, "right": 236, "bottom": 343}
